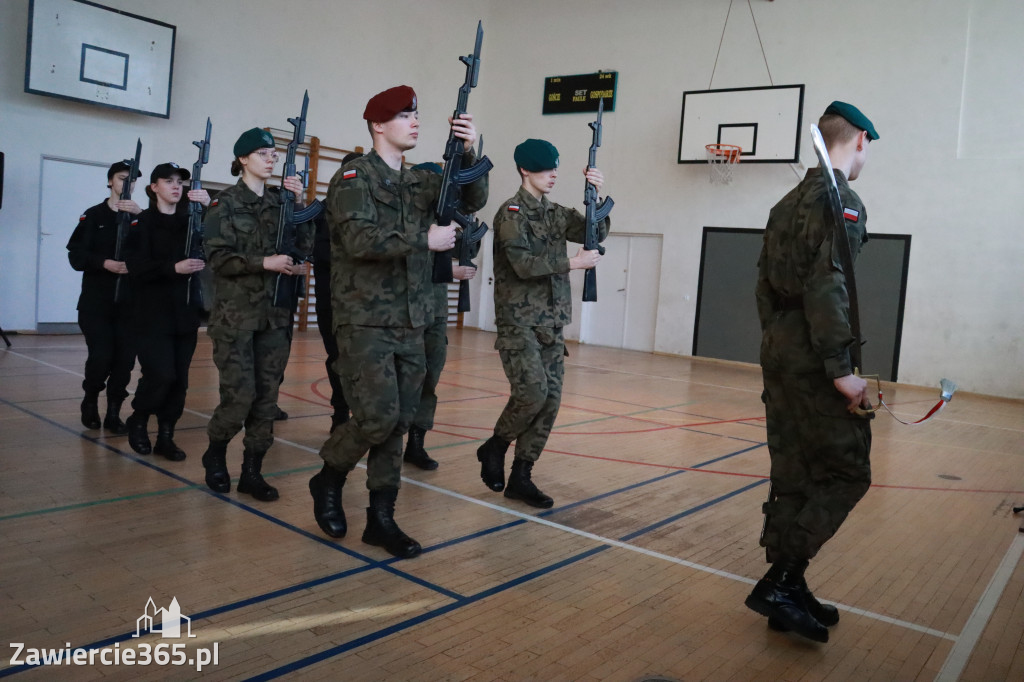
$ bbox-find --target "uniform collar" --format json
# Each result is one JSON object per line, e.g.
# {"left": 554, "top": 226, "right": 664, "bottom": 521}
{"left": 234, "top": 177, "right": 279, "bottom": 206}
{"left": 514, "top": 185, "right": 550, "bottom": 213}
{"left": 804, "top": 167, "right": 850, "bottom": 190}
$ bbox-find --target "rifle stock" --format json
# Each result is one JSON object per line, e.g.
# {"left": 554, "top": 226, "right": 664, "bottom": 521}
{"left": 113, "top": 138, "right": 142, "bottom": 303}
{"left": 431, "top": 20, "right": 493, "bottom": 315}
{"left": 582, "top": 99, "right": 613, "bottom": 303}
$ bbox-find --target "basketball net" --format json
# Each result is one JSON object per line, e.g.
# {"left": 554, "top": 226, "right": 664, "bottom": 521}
{"left": 705, "top": 143, "right": 741, "bottom": 184}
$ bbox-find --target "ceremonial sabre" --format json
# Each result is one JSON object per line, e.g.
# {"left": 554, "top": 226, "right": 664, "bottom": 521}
{"left": 810, "top": 124, "right": 956, "bottom": 424}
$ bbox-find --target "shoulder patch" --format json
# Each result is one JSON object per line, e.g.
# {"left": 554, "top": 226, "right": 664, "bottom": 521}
{"left": 843, "top": 207, "right": 859, "bottom": 222}
{"left": 79, "top": 214, "right": 87, "bottom": 221}
{"left": 507, "top": 205, "right": 520, "bottom": 212}
{"left": 343, "top": 169, "right": 358, "bottom": 180}
{"left": 211, "top": 198, "right": 219, "bottom": 207}
{"left": 131, "top": 219, "right": 139, "bottom": 226}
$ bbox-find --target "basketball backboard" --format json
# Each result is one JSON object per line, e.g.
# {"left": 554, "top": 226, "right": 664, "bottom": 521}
{"left": 679, "top": 84, "right": 804, "bottom": 164}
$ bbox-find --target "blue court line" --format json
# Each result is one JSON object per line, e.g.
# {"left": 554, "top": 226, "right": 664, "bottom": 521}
{"left": 0, "top": 435, "right": 764, "bottom": 677}
{"left": 0, "top": 388, "right": 769, "bottom": 677}
{"left": 245, "top": 545, "right": 611, "bottom": 682}
{"left": 246, "top": 479, "right": 767, "bottom": 681}
{"left": 0, "top": 397, "right": 463, "bottom": 602}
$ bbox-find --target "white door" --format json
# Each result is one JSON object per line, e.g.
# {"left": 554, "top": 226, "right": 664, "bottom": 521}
{"left": 37, "top": 157, "right": 110, "bottom": 324}
{"left": 578, "top": 233, "right": 662, "bottom": 352}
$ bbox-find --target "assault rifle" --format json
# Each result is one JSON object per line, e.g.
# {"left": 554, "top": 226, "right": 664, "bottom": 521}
{"left": 431, "top": 19, "right": 493, "bottom": 309}
{"left": 184, "top": 118, "right": 211, "bottom": 307}
{"left": 113, "top": 138, "right": 142, "bottom": 303}
{"left": 582, "top": 98, "right": 613, "bottom": 302}
{"left": 272, "top": 90, "right": 323, "bottom": 309}
{"left": 451, "top": 135, "right": 485, "bottom": 312}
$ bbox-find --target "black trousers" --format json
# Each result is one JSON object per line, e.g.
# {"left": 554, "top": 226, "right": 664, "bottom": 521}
{"left": 131, "top": 329, "right": 198, "bottom": 422}
{"left": 314, "top": 262, "right": 349, "bottom": 416}
{"left": 78, "top": 305, "right": 136, "bottom": 401}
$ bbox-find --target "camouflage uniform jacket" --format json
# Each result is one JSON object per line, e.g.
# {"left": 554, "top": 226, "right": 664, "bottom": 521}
{"left": 326, "top": 148, "right": 488, "bottom": 329}
{"left": 492, "top": 186, "right": 610, "bottom": 328}
{"left": 203, "top": 178, "right": 313, "bottom": 330}
{"left": 755, "top": 168, "right": 868, "bottom": 378}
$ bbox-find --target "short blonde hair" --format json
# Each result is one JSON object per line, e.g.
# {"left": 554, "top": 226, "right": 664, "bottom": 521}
{"left": 817, "top": 113, "right": 862, "bottom": 149}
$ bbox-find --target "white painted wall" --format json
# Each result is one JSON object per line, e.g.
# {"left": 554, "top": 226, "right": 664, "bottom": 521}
{"left": 2, "top": 0, "right": 1022, "bottom": 399}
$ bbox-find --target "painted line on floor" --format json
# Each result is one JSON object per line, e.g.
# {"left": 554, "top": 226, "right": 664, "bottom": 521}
{"left": 935, "top": 532, "right": 1024, "bottom": 681}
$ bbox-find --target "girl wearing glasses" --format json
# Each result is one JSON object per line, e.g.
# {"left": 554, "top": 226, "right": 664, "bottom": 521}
{"left": 200, "top": 128, "right": 314, "bottom": 502}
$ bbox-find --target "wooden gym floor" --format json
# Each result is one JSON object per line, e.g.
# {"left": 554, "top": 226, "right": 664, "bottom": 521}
{"left": 1, "top": 328, "right": 1022, "bottom": 681}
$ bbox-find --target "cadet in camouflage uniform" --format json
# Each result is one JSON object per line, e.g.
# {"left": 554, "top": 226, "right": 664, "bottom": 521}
{"left": 744, "top": 102, "right": 878, "bottom": 643}
{"left": 308, "top": 86, "right": 487, "bottom": 558}
{"left": 403, "top": 161, "right": 479, "bottom": 471}
{"left": 477, "top": 139, "right": 609, "bottom": 509}
{"left": 200, "top": 128, "right": 313, "bottom": 502}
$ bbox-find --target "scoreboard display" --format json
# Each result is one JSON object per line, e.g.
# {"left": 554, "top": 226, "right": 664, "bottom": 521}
{"left": 543, "top": 71, "right": 617, "bottom": 114}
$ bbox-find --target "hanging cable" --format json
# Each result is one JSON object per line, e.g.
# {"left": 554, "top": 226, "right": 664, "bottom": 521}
{"left": 747, "top": 0, "right": 775, "bottom": 86}
{"left": 708, "top": 0, "right": 734, "bottom": 89}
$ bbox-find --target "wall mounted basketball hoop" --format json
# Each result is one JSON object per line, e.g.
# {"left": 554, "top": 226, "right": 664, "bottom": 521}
{"left": 705, "top": 143, "right": 742, "bottom": 184}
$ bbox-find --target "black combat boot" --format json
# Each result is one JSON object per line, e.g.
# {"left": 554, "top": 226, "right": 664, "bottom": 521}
{"left": 274, "top": 407, "right": 289, "bottom": 421}
{"left": 125, "top": 413, "right": 152, "bottom": 455}
{"left": 309, "top": 463, "right": 347, "bottom": 538}
{"left": 476, "top": 434, "right": 510, "bottom": 492}
{"left": 403, "top": 425, "right": 439, "bottom": 470}
{"left": 362, "top": 488, "right": 421, "bottom": 558}
{"left": 80, "top": 392, "right": 101, "bottom": 430}
{"left": 153, "top": 419, "right": 186, "bottom": 461}
{"left": 201, "top": 440, "right": 231, "bottom": 493}
{"left": 744, "top": 558, "right": 829, "bottom": 643}
{"left": 503, "top": 458, "right": 554, "bottom": 509}
{"left": 237, "top": 450, "right": 279, "bottom": 501}
{"left": 767, "top": 576, "right": 840, "bottom": 630}
{"left": 103, "top": 398, "right": 127, "bottom": 434}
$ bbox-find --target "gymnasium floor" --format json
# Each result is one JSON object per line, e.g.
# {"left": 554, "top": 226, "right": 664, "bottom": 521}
{"left": 1, "top": 328, "right": 1022, "bottom": 681}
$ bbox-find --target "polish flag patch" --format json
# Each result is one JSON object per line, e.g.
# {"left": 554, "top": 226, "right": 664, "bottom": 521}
{"left": 210, "top": 198, "right": 219, "bottom": 207}
{"left": 343, "top": 169, "right": 358, "bottom": 180}
{"left": 131, "top": 219, "right": 139, "bottom": 226}
{"left": 507, "top": 205, "right": 520, "bottom": 212}
{"left": 79, "top": 214, "right": 87, "bottom": 221}
{"left": 843, "top": 207, "right": 860, "bottom": 222}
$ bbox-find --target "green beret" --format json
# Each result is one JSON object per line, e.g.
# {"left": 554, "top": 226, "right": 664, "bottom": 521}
{"left": 233, "top": 128, "right": 276, "bottom": 157}
{"left": 514, "top": 139, "right": 559, "bottom": 172}
{"left": 363, "top": 85, "right": 417, "bottom": 122}
{"left": 824, "top": 101, "right": 879, "bottom": 141}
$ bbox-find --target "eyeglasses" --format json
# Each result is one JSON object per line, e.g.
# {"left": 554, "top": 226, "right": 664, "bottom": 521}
{"left": 253, "top": 150, "right": 280, "bottom": 162}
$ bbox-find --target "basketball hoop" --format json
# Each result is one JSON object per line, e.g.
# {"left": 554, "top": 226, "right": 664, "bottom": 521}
{"left": 705, "top": 143, "right": 742, "bottom": 184}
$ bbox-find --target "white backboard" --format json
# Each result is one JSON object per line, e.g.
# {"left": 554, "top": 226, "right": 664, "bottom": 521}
{"left": 678, "top": 84, "right": 804, "bottom": 163}
{"left": 25, "top": 0, "right": 176, "bottom": 118}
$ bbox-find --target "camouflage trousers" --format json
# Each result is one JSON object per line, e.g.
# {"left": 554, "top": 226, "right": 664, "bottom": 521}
{"left": 493, "top": 325, "right": 564, "bottom": 462}
{"left": 759, "top": 370, "right": 873, "bottom": 563}
{"left": 206, "top": 325, "right": 292, "bottom": 455}
{"left": 412, "top": 316, "right": 448, "bottom": 431}
{"left": 318, "top": 324, "right": 426, "bottom": 490}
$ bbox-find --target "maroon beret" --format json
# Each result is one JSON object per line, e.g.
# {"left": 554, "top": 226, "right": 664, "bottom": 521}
{"left": 363, "top": 85, "right": 417, "bottom": 122}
